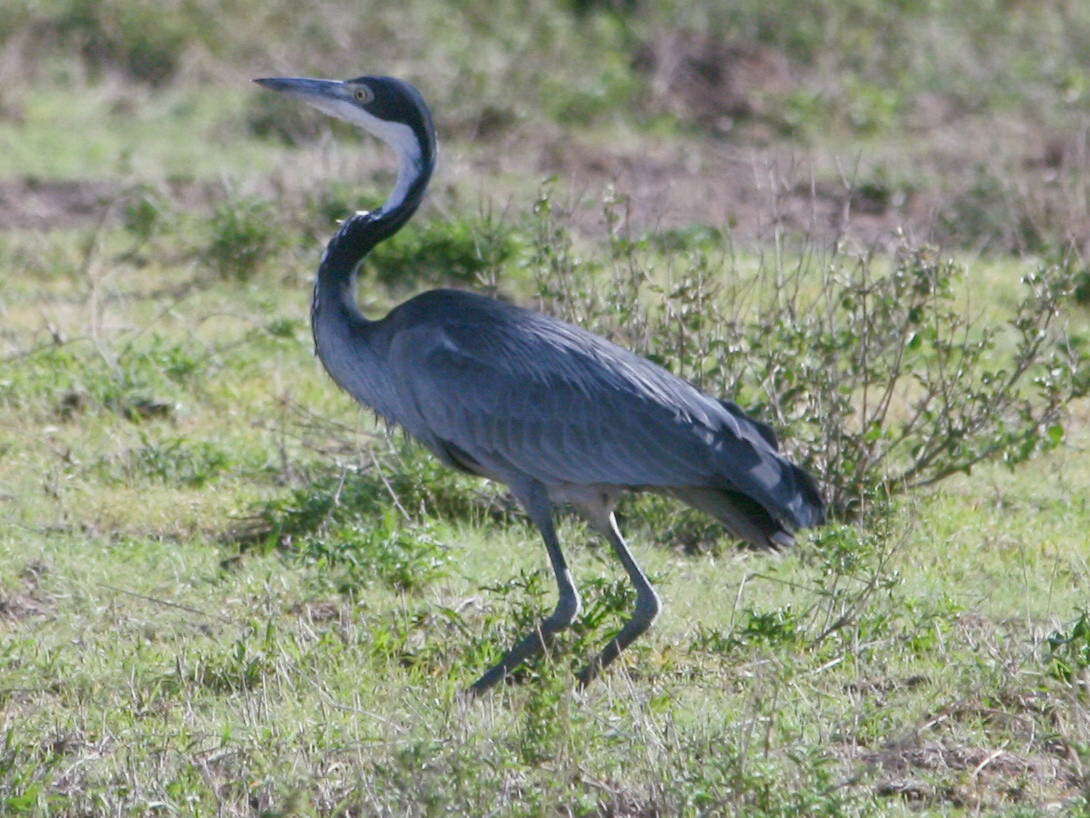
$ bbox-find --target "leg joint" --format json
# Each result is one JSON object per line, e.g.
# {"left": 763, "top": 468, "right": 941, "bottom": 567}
{"left": 632, "top": 586, "right": 661, "bottom": 630}
{"left": 548, "top": 586, "right": 582, "bottom": 630}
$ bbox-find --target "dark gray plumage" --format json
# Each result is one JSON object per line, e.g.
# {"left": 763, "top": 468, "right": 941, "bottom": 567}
{"left": 255, "top": 73, "right": 825, "bottom": 695}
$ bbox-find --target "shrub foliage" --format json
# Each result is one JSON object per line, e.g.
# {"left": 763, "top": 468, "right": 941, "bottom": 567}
{"left": 525, "top": 190, "right": 1086, "bottom": 518}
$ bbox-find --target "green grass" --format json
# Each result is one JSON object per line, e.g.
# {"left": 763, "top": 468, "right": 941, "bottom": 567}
{"left": 2, "top": 448, "right": 1089, "bottom": 814}
{"left": 3, "top": 0, "right": 1090, "bottom": 814}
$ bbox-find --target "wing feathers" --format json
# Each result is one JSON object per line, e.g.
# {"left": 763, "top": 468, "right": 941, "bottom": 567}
{"left": 381, "top": 290, "right": 824, "bottom": 534}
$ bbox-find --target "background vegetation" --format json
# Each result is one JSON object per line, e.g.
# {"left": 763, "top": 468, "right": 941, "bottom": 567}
{"left": 2, "top": 0, "right": 1089, "bottom": 814}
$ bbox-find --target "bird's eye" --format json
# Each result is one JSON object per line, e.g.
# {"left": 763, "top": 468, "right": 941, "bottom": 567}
{"left": 354, "top": 86, "right": 373, "bottom": 104}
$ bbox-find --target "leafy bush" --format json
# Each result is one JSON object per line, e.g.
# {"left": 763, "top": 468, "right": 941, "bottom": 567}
{"left": 48, "top": 0, "right": 197, "bottom": 85}
{"left": 204, "top": 196, "right": 283, "bottom": 281}
{"left": 523, "top": 190, "right": 1086, "bottom": 519}
{"left": 364, "top": 213, "right": 522, "bottom": 289}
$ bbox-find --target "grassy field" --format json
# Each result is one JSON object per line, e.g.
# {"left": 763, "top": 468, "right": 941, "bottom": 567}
{"left": 3, "top": 1, "right": 1090, "bottom": 815}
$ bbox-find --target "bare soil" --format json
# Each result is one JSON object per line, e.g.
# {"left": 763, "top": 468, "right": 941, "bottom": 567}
{"left": 0, "top": 178, "right": 120, "bottom": 230}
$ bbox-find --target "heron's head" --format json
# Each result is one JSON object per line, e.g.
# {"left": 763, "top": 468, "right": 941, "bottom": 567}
{"left": 253, "top": 74, "right": 435, "bottom": 169}
{"left": 255, "top": 74, "right": 436, "bottom": 217}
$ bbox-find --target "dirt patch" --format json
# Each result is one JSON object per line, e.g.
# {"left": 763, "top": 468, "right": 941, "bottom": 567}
{"left": 0, "top": 591, "right": 48, "bottom": 622}
{"left": 864, "top": 738, "right": 1081, "bottom": 810}
{"left": 0, "top": 155, "right": 923, "bottom": 251}
{"left": 633, "top": 33, "right": 795, "bottom": 139}
{"left": 526, "top": 137, "right": 930, "bottom": 251}
{"left": 1, "top": 561, "right": 52, "bottom": 623}
{"left": 6, "top": 111, "right": 1085, "bottom": 256}
{"left": 0, "top": 178, "right": 124, "bottom": 230}
{"left": 290, "top": 600, "right": 349, "bottom": 625}
{"left": 0, "top": 176, "right": 223, "bottom": 232}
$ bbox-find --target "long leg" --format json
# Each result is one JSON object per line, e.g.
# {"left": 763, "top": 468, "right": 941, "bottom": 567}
{"left": 577, "top": 511, "right": 660, "bottom": 687}
{"left": 467, "top": 481, "right": 581, "bottom": 697}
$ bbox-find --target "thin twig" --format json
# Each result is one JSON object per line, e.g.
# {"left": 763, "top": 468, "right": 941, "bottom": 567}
{"left": 368, "top": 448, "right": 412, "bottom": 522}
{"left": 98, "top": 583, "right": 236, "bottom": 626}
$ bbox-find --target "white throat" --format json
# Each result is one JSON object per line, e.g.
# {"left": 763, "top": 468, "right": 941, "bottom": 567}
{"left": 314, "top": 97, "right": 424, "bottom": 215}
{"left": 384, "top": 131, "right": 423, "bottom": 213}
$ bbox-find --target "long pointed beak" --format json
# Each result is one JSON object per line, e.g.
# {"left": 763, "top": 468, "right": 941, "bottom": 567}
{"left": 253, "top": 76, "right": 343, "bottom": 100}
{"left": 254, "top": 76, "right": 355, "bottom": 123}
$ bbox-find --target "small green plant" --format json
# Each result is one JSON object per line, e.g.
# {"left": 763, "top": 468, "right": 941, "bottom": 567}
{"left": 936, "top": 164, "right": 1044, "bottom": 253}
{"left": 126, "top": 434, "right": 232, "bottom": 488}
{"left": 238, "top": 444, "right": 513, "bottom": 554}
{"left": 204, "top": 196, "right": 283, "bottom": 281}
{"left": 305, "top": 184, "right": 382, "bottom": 233}
{"left": 691, "top": 606, "right": 802, "bottom": 655}
{"left": 121, "top": 187, "right": 168, "bottom": 246}
{"left": 1, "top": 335, "right": 203, "bottom": 421}
{"left": 246, "top": 92, "right": 354, "bottom": 147}
{"left": 479, "top": 569, "right": 550, "bottom": 635}
{"left": 238, "top": 464, "right": 454, "bottom": 593}
{"left": 304, "top": 512, "right": 451, "bottom": 593}
{"left": 517, "top": 671, "right": 569, "bottom": 764}
{"left": 1046, "top": 610, "right": 1090, "bottom": 684}
{"left": 664, "top": 738, "right": 852, "bottom": 816}
{"left": 176, "top": 626, "right": 278, "bottom": 694}
{"left": 1071, "top": 263, "right": 1090, "bottom": 307}
{"left": 573, "top": 575, "right": 636, "bottom": 634}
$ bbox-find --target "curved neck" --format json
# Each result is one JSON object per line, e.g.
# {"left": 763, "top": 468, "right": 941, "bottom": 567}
{"left": 313, "top": 128, "right": 436, "bottom": 322}
{"left": 309, "top": 145, "right": 432, "bottom": 416}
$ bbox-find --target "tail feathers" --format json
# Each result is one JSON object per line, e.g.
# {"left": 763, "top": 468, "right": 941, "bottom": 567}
{"left": 711, "top": 399, "right": 825, "bottom": 530}
{"left": 665, "top": 486, "right": 795, "bottom": 550}
{"left": 786, "top": 461, "right": 826, "bottom": 529}
{"left": 717, "top": 399, "right": 779, "bottom": 450}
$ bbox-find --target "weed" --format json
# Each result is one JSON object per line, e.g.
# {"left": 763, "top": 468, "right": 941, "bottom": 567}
{"left": 645, "top": 224, "right": 724, "bottom": 255}
{"left": 692, "top": 606, "right": 802, "bottom": 655}
{"left": 1074, "top": 266, "right": 1090, "bottom": 307}
{"left": 187, "top": 637, "right": 272, "bottom": 693}
{"left": 238, "top": 443, "right": 514, "bottom": 553}
{"left": 123, "top": 434, "right": 232, "bottom": 488}
{"left": 0, "top": 334, "right": 206, "bottom": 421}
{"left": 478, "top": 568, "right": 550, "bottom": 638}
{"left": 937, "top": 164, "right": 1045, "bottom": 254}
{"left": 664, "top": 737, "right": 853, "bottom": 816}
{"left": 518, "top": 671, "right": 571, "bottom": 763}
{"left": 304, "top": 183, "right": 382, "bottom": 234}
{"left": 247, "top": 92, "right": 356, "bottom": 147}
{"left": 173, "top": 626, "right": 278, "bottom": 694}
{"left": 574, "top": 575, "right": 636, "bottom": 633}
{"left": 304, "top": 512, "right": 451, "bottom": 593}
{"left": 238, "top": 460, "right": 455, "bottom": 591}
